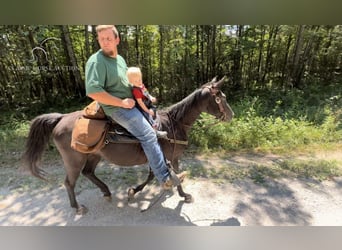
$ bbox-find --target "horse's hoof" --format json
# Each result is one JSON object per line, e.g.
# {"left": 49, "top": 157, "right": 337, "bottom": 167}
{"left": 127, "top": 188, "right": 135, "bottom": 202}
{"left": 184, "top": 194, "right": 193, "bottom": 203}
{"left": 76, "top": 205, "right": 88, "bottom": 215}
{"left": 104, "top": 195, "right": 112, "bottom": 202}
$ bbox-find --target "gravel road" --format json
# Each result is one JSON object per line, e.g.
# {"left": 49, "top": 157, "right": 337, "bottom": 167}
{"left": 1, "top": 154, "right": 341, "bottom": 226}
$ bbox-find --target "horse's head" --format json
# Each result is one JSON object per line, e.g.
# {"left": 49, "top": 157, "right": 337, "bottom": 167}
{"left": 200, "top": 77, "right": 234, "bottom": 122}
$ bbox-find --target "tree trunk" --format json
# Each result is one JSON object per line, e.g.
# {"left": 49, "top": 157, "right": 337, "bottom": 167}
{"left": 281, "top": 33, "right": 293, "bottom": 88}
{"left": 291, "top": 25, "right": 305, "bottom": 88}
{"left": 231, "top": 25, "right": 243, "bottom": 91}
{"left": 262, "top": 25, "right": 279, "bottom": 85}
{"left": 158, "top": 25, "right": 165, "bottom": 101}
{"left": 195, "top": 25, "right": 201, "bottom": 83}
{"left": 211, "top": 25, "right": 217, "bottom": 77}
{"left": 84, "top": 25, "right": 91, "bottom": 63}
{"left": 135, "top": 25, "right": 140, "bottom": 65}
{"left": 257, "top": 25, "right": 266, "bottom": 82}
{"left": 91, "top": 25, "right": 99, "bottom": 53}
{"left": 60, "top": 25, "right": 84, "bottom": 97}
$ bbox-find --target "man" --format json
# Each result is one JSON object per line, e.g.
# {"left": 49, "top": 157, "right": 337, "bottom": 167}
{"left": 85, "top": 25, "right": 186, "bottom": 189}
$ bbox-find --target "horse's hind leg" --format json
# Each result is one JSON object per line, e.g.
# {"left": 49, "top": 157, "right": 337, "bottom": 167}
{"left": 81, "top": 154, "right": 111, "bottom": 201}
{"left": 128, "top": 167, "right": 154, "bottom": 201}
{"left": 55, "top": 141, "right": 88, "bottom": 214}
{"left": 62, "top": 155, "right": 88, "bottom": 215}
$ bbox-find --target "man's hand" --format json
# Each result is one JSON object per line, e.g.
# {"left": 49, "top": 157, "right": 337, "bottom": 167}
{"left": 88, "top": 92, "right": 135, "bottom": 109}
{"left": 121, "top": 98, "right": 135, "bottom": 109}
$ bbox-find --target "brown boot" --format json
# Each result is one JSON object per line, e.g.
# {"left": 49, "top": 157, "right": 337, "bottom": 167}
{"left": 162, "top": 171, "right": 187, "bottom": 190}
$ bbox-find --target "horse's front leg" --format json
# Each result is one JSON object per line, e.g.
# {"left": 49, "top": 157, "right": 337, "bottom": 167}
{"left": 176, "top": 184, "right": 193, "bottom": 203}
{"left": 171, "top": 159, "right": 193, "bottom": 203}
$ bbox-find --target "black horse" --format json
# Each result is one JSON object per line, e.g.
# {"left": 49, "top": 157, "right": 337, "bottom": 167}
{"left": 22, "top": 77, "right": 234, "bottom": 214}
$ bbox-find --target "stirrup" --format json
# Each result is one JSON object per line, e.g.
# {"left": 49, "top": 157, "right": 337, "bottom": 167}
{"left": 169, "top": 170, "right": 181, "bottom": 186}
{"left": 114, "top": 129, "right": 125, "bottom": 135}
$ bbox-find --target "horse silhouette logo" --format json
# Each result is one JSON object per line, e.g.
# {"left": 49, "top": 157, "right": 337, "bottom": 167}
{"left": 29, "top": 37, "right": 60, "bottom": 63}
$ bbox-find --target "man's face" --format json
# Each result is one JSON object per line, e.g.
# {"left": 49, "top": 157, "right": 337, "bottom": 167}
{"left": 97, "top": 28, "right": 119, "bottom": 57}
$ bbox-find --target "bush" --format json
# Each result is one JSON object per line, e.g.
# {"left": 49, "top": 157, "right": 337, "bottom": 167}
{"left": 190, "top": 87, "right": 341, "bottom": 152}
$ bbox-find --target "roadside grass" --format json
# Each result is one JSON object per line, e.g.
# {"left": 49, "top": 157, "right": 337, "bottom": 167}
{"left": 1, "top": 146, "right": 341, "bottom": 194}
{"left": 190, "top": 111, "right": 341, "bottom": 153}
{"left": 186, "top": 157, "right": 342, "bottom": 185}
{"left": 184, "top": 146, "right": 342, "bottom": 185}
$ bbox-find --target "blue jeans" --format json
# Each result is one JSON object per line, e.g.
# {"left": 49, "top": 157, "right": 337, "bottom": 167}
{"left": 110, "top": 107, "right": 170, "bottom": 183}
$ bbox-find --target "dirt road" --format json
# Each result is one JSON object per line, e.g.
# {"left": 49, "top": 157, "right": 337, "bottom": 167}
{"left": 0, "top": 153, "right": 341, "bottom": 226}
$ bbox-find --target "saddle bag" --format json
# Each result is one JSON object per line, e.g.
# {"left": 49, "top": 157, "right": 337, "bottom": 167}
{"left": 71, "top": 116, "right": 109, "bottom": 154}
{"left": 82, "top": 101, "right": 106, "bottom": 119}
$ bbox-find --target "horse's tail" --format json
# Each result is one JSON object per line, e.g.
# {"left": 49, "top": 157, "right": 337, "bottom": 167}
{"left": 22, "top": 113, "right": 64, "bottom": 180}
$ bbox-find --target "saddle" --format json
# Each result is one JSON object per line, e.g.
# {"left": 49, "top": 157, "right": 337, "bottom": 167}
{"left": 71, "top": 101, "right": 140, "bottom": 154}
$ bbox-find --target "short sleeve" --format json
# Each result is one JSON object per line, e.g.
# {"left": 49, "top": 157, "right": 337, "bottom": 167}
{"left": 132, "top": 87, "right": 144, "bottom": 99}
{"left": 85, "top": 61, "right": 107, "bottom": 95}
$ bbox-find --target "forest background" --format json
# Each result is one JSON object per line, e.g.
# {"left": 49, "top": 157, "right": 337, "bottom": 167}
{"left": 0, "top": 25, "right": 341, "bottom": 174}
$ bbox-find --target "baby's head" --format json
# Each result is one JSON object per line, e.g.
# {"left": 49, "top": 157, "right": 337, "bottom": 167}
{"left": 127, "top": 67, "right": 143, "bottom": 87}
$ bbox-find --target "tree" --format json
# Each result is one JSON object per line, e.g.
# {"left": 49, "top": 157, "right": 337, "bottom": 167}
{"left": 60, "top": 25, "right": 84, "bottom": 97}
{"left": 0, "top": 25, "right": 341, "bottom": 111}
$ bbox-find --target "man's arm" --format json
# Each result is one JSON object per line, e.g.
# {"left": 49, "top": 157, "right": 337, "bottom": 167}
{"left": 88, "top": 92, "right": 135, "bottom": 109}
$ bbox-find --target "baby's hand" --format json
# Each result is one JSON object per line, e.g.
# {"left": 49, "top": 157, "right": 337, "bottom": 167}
{"left": 150, "top": 96, "right": 157, "bottom": 103}
{"left": 149, "top": 109, "right": 155, "bottom": 116}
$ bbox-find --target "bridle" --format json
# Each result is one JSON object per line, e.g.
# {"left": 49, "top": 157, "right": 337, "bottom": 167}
{"left": 165, "top": 84, "right": 230, "bottom": 167}
{"left": 167, "top": 84, "right": 229, "bottom": 143}
{"left": 202, "top": 85, "right": 229, "bottom": 123}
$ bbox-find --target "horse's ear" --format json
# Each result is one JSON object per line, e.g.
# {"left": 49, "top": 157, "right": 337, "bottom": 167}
{"left": 201, "top": 76, "right": 218, "bottom": 88}
{"left": 210, "top": 76, "right": 217, "bottom": 83}
{"left": 213, "top": 76, "right": 226, "bottom": 89}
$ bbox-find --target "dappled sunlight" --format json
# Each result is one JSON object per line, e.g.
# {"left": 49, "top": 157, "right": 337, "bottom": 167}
{"left": 0, "top": 187, "right": 70, "bottom": 226}
{"left": 233, "top": 179, "right": 312, "bottom": 225}
{"left": 179, "top": 154, "right": 342, "bottom": 225}
{"left": 1, "top": 153, "right": 341, "bottom": 225}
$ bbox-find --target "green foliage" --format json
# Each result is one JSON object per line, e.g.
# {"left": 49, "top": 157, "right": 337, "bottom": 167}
{"left": 0, "top": 96, "right": 88, "bottom": 167}
{"left": 190, "top": 86, "right": 341, "bottom": 152}
{"left": 0, "top": 119, "right": 30, "bottom": 166}
{"left": 1, "top": 25, "right": 342, "bottom": 109}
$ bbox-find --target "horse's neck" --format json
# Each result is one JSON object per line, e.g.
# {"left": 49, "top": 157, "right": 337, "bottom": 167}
{"left": 168, "top": 90, "right": 203, "bottom": 133}
{"left": 180, "top": 106, "right": 202, "bottom": 129}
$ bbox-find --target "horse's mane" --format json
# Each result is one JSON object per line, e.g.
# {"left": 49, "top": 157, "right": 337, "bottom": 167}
{"left": 159, "top": 88, "right": 202, "bottom": 122}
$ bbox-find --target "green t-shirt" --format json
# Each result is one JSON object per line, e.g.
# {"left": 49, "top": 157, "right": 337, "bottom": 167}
{"left": 85, "top": 50, "right": 133, "bottom": 115}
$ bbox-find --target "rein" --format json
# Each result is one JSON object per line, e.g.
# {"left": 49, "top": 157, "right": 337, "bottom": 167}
{"left": 195, "top": 118, "right": 222, "bottom": 130}
{"left": 167, "top": 138, "right": 188, "bottom": 145}
{"left": 197, "top": 85, "right": 227, "bottom": 130}
{"left": 165, "top": 85, "right": 226, "bottom": 162}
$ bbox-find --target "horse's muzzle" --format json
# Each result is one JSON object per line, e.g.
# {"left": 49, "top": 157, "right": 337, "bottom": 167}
{"left": 220, "top": 111, "right": 234, "bottom": 122}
